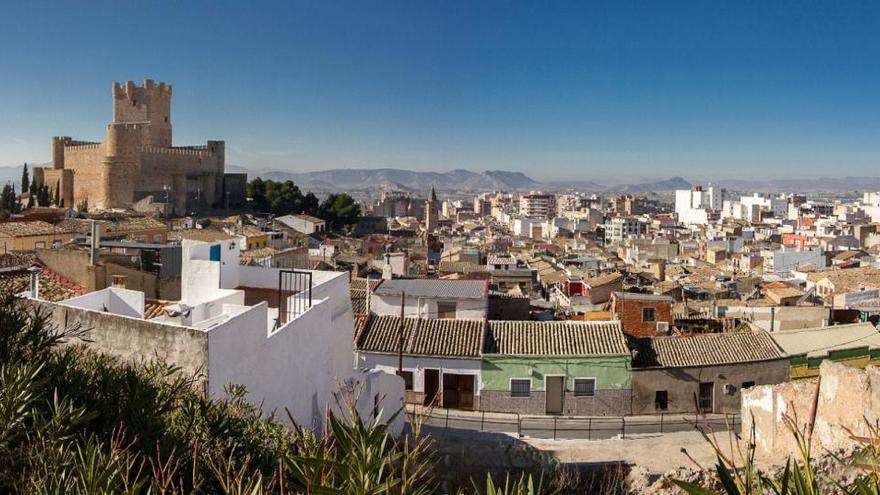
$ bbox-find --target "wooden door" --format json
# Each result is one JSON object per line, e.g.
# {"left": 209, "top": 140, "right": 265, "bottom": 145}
{"left": 545, "top": 376, "right": 564, "bottom": 414}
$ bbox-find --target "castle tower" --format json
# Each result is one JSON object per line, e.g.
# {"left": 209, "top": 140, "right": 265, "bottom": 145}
{"left": 112, "top": 79, "right": 172, "bottom": 147}
{"left": 425, "top": 186, "right": 439, "bottom": 232}
{"left": 99, "top": 123, "right": 141, "bottom": 209}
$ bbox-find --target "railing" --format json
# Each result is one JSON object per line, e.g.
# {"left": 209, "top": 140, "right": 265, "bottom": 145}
{"left": 406, "top": 405, "right": 740, "bottom": 441}
{"left": 277, "top": 269, "right": 312, "bottom": 326}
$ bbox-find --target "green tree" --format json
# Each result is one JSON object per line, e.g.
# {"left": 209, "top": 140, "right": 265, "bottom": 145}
{"left": 264, "top": 179, "right": 304, "bottom": 216}
{"left": 246, "top": 177, "right": 268, "bottom": 212}
{"left": 0, "top": 184, "right": 15, "bottom": 213}
{"left": 320, "top": 193, "right": 361, "bottom": 231}
{"left": 20, "top": 163, "right": 28, "bottom": 193}
{"left": 38, "top": 185, "right": 50, "bottom": 207}
{"left": 53, "top": 180, "right": 60, "bottom": 206}
{"left": 303, "top": 191, "right": 320, "bottom": 216}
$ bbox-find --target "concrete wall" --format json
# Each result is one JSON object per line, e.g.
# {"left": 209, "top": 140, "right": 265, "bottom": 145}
{"left": 480, "top": 389, "right": 631, "bottom": 416}
{"left": 632, "top": 360, "right": 790, "bottom": 414}
{"left": 718, "top": 305, "right": 829, "bottom": 332}
{"left": 36, "top": 300, "right": 209, "bottom": 384}
{"left": 742, "top": 361, "right": 880, "bottom": 462}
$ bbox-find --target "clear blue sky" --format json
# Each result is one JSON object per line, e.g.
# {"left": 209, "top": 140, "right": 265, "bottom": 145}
{"left": 1, "top": 0, "right": 878, "bottom": 181}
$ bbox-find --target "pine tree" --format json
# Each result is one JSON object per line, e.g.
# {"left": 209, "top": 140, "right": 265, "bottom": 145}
{"left": 21, "top": 163, "right": 29, "bottom": 193}
{"left": 53, "top": 180, "right": 60, "bottom": 206}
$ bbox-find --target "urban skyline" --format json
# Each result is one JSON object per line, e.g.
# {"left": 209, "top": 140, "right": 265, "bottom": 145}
{"left": 2, "top": 1, "right": 879, "bottom": 181}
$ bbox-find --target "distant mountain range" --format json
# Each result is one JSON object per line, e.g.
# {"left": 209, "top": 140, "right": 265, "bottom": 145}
{"left": 4, "top": 162, "right": 880, "bottom": 195}
{"left": 231, "top": 166, "right": 700, "bottom": 194}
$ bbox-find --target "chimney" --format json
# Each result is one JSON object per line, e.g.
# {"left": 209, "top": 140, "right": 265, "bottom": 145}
{"left": 90, "top": 220, "right": 101, "bottom": 265}
{"left": 27, "top": 266, "right": 41, "bottom": 299}
{"left": 111, "top": 274, "right": 126, "bottom": 288}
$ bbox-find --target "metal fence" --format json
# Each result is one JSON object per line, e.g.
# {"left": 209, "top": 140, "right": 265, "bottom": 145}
{"left": 277, "top": 269, "right": 313, "bottom": 325}
{"left": 408, "top": 406, "right": 740, "bottom": 441}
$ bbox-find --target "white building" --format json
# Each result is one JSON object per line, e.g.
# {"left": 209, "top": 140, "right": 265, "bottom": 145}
{"left": 603, "top": 216, "right": 645, "bottom": 243}
{"left": 675, "top": 185, "right": 723, "bottom": 225}
{"left": 369, "top": 279, "right": 488, "bottom": 320}
{"left": 276, "top": 214, "right": 327, "bottom": 235}
{"left": 33, "top": 238, "right": 403, "bottom": 433}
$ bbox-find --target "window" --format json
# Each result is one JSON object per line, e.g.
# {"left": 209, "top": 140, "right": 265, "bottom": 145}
{"left": 573, "top": 378, "right": 596, "bottom": 397}
{"left": 35, "top": 241, "right": 46, "bottom": 249}
{"left": 655, "top": 390, "right": 669, "bottom": 410}
{"left": 437, "top": 302, "right": 457, "bottom": 319}
{"left": 510, "top": 379, "right": 531, "bottom": 398}
{"left": 741, "top": 381, "right": 756, "bottom": 390}
{"left": 642, "top": 307, "right": 656, "bottom": 322}
{"left": 399, "top": 371, "right": 414, "bottom": 391}
{"left": 153, "top": 234, "right": 163, "bottom": 244}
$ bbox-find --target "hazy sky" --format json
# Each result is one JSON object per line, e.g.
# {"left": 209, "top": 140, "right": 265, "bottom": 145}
{"left": 1, "top": 1, "right": 878, "bottom": 181}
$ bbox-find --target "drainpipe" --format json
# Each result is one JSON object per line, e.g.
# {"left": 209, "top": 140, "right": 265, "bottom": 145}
{"left": 28, "top": 266, "right": 41, "bottom": 299}
{"left": 90, "top": 220, "right": 100, "bottom": 265}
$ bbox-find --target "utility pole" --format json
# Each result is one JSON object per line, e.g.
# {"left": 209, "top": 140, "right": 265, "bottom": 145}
{"left": 397, "top": 291, "right": 406, "bottom": 375}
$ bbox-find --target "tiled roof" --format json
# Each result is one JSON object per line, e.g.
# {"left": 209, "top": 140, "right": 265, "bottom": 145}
{"left": 586, "top": 272, "right": 623, "bottom": 287}
{"left": 355, "top": 315, "right": 484, "bottom": 358}
{"left": 0, "top": 221, "right": 71, "bottom": 237}
{"left": 350, "top": 277, "right": 382, "bottom": 291}
{"left": 630, "top": 332, "right": 785, "bottom": 369}
{"left": 487, "top": 255, "right": 516, "bottom": 265}
{"left": 486, "top": 320, "right": 629, "bottom": 356}
{"left": 351, "top": 288, "right": 368, "bottom": 315}
{"left": 438, "top": 260, "right": 487, "bottom": 274}
{"left": 373, "top": 279, "right": 487, "bottom": 300}
{"left": 0, "top": 266, "right": 85, "bottom": 302}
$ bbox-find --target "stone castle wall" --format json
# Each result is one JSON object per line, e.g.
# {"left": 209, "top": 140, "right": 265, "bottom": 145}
{"left": 37, "top": 80, "right": 229, "bottom": 212}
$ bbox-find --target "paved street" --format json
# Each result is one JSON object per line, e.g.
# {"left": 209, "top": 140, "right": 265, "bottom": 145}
{"left": 407, "top": 405, "right": 739, "bottom": 440}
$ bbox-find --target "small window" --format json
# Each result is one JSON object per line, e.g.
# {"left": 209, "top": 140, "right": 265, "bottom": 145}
{"left": 573, "top": 378, "right": 596, "bottom": 397}
{"left": 35, "top": 241, "right": 46, "bottom": 249}
{"left": 742, "top": 381, "right": 756, "bottom": 390}
{"left": 399, "top": 371, "right": 414, "bottom": 391}
{"left": 437, "top": 302, "right": 457, "bottom": 319}
{"left": 153, "top": 234, "right": 162, "bottom": 244}
{"left": 642, "top": 307, "right": 656, "bottom": 322}
{"left": 655, "top": 390, "right": 669, "bottom": 410}
{"left": 510, "top": 379, "right": 531, "bottom": 398}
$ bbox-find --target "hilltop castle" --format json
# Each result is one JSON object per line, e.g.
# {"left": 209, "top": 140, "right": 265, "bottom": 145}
{"left": 35, "top": 79, "right": 244, "bottom": 212}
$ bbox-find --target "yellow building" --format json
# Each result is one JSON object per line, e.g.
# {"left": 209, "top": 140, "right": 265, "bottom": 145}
{"left": 0, "top": 221, "right": 76, "bottom": 252}
{"left": 770, "top": 322, "right": 880, "bottom": 379}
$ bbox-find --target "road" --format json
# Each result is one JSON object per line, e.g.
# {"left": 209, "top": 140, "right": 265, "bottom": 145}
{"left": 408, "top": 405, "right": 739, "bottom": 440}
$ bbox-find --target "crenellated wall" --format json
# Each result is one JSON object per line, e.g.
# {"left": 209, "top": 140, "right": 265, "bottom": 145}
{"left": 37, "top": 80, "right": 231, "bottom": 212}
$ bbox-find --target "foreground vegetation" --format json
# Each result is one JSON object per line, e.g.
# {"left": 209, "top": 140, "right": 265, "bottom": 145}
{"left": 1, "top": 294, "right": 436, "bottom": 494}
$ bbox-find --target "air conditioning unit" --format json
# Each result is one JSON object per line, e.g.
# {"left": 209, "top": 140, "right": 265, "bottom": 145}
{"left": 656, "top": 321, "right": 670, "bottom": 334}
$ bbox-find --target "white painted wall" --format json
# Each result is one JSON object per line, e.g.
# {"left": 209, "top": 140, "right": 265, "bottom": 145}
{"left": 370, "top": 294, "right": 486, "bottom": 319}
{"left": 62, "top": 287, "right": 144, "bottom": 319}
{"left": 357, "top": 352, "right": 483, "bottom": 396}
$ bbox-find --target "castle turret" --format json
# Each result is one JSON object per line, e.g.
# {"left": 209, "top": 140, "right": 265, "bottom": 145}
{"left": 51, "top": 136, "right": 71, "bottom": 169}
{"left": 99, "top": 123, "right": 141, "bottom": 209}
{"left": 112, "top": 79, "right": 172, "bottom": 147}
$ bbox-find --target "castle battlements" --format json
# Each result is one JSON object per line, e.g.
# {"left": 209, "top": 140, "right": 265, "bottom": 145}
{"left": 113, "top": 79, "right": 172, "bottom": 100}
{"left": 140, "top": 145, "right": 214, "bottom": 157}
{"left": 40, "top": 80, "right": 238, "bottom": 213}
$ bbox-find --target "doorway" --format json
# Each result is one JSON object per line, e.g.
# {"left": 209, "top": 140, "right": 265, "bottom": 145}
{"left": 698, "top": 382, "right": 714, "bottom": 413}
{"left": 545, "top": 376, "right": 564, "bottom": 414}
{"left": 424, "top": 369, "right": 440, "bottom": 407}
{"left": 442, "top": 374, "right": 475, "bottom": 410}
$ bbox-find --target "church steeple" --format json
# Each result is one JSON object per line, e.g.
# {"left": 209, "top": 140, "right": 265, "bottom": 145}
{"left": 425, "top": 185, "right": 439, "bottom": 232}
